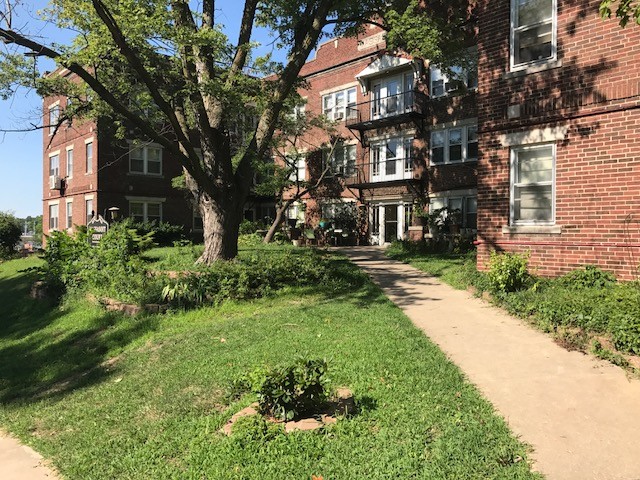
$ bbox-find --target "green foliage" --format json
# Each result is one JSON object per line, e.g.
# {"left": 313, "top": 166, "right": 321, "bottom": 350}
{"left": 487, "top": 251, "right": 530, "bottom": 293}
{"left": 257, "top": 358, "right": 328, "bottom": 421}
{"left": 40, "top": 229, "right": 92, "bottom": 293}
{"left": 600, "top": 0, "right": 640, "bottom": 26}
{"left": 130, "top": 220, "right": 185, "bottom": 247}
{"left": 162, "top": 249, "right": 363, "bottom": 308}
{"left": 557, "top": 265, "right": 616, "bottom": 290}
{"left": 612, "top": 314, "right": 640, "bottom": 355}
{"left": 0, "top": 211, "right": 22, "bottom": 258}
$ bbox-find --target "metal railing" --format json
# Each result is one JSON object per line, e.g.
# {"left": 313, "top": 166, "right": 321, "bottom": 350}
{"left": 343, "top": 157, "right": 416, "bottom": 186}
{"left": 345, "top": 90, "right": 419, "bottom": 127}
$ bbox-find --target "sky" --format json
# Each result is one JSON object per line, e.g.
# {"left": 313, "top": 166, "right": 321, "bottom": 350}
{"left": 0, "top": 1, "right": 287, "bottom": 218}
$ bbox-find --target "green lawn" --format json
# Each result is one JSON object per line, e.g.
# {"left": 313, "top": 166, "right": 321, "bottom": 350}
{"left": 0, "top": 252, "right": 540, "bottom": 479}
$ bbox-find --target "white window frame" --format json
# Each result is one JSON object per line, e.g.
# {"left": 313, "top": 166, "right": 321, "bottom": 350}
{"left": 128, "top": 200, "right": 163, "bottom": 223}
{"left": 430, "top": 125, "right": 478, "bottom": 165}
{"left": 48, "top": 103, "right": 60, "bottom": 136}
{"left": 430, "top": 66, "right": 477, "bottom": 98}
{"left": 287, "top": 154, "right": 306, "bottom": 183}
{"left": 49, "top": 152, "right": 60, "bottom": 177}
{"left": 370, "top": 136, "right": 414, "bottom": 182}
{"left": 48, "top": 202, "right": 59, "bottom": 231}
{"left": 371, "top": 72, "right": 414, "bottom": 119}
{"left": 129, "top": 143, "right": 163, "bottom": 175}
{"left": 85, "top": 139, "right": 94, "bottom": 174}
{"left": 65, "top": 146, "right": 74, "bottom": 179}
{"left": 429, "top": 194, "right": 478, "bottom": 229}
{"left": 325, "top": 143, "right": 356, "bottom": 176}
{"left": 66, "top": 200, "right": 73, "bottom": 230}
{"left": 510, "top": 0, "right": 557, "bottom": 70}
{"left": 322, "top": 87, "right": 357, "bottom": 121}
{"left": 85, "top": 197, "right": 94, "bottom": 224}
{"left": 510, "top": 143, "right": 556, "bottom": 225}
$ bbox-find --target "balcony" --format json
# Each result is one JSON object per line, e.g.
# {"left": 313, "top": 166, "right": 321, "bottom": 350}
{"left": 346, "top": 91, "right": 423, "bottom": 131}
{"left": 342, "top": 157, "right": 420, "bottom": 188}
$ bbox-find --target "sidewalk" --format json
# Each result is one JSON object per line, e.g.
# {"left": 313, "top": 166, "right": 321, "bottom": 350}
{"left": 343, "top": 247, "right": 640, "bottom": 480}
{"left": 0, "top": 431, "right": 58, "bottom": 479}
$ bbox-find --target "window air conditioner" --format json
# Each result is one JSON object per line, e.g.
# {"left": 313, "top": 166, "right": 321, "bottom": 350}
{"left": 49, "top": 175, "right": 63, "bottom": 190}
{"left": 334, "top": 111, "right": 345, "bottom": 120}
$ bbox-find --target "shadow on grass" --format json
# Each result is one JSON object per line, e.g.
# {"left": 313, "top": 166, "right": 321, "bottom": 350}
{"left": 0, "top": 267, "right": 158, "bottom": 405}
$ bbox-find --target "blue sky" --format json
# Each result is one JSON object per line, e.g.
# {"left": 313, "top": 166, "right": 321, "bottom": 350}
{"left": 0, "top": 1, "right": 284, "bottom": 218}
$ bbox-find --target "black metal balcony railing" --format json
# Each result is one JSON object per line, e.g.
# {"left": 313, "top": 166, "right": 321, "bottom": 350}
{"left": 345, "top": 91, "right": 420, "bottom": 129}
{"left": 340, "top": 157, "right": 418, "bottom": 186}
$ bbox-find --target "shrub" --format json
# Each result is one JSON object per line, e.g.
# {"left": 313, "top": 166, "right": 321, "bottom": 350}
{"left": 131, "top": 220, "right": 185, "bottom": 247}
{"left": 257, "top": 358, "right": 328, "bottom": 421}
{"left": 558, "top": 265, "right": 616, "bottom": 290}
{"left": 40, "top": 230, "right": 92, "bottom": 293}
{"left": 487, "top": 251, "right": 531, "bottom": 293}
{"left": 612, "top": 315, "right": 640, "bottom": 355}
{"left": 0, "top": 211, "right": 22, "bottom": 259}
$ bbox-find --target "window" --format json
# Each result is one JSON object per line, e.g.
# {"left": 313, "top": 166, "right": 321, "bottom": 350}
{"left": 430, "top": 64, "right": 477, "bottom": 98}
{"left": 404, "top": 204, "right": 414, "bottom": 234}
{"left": 85, "top": 142, "right": 93, "bottom": 174}
{"left": 372, "top": 73, "right": 414, "bottom": 117}
{"left": 370, "top": 136, "right": 413, "bottom": 180}
{"left": 66, "top": 201, "right": 73, "bottom": 229}
{"left": 49, "top": 204, "right": 59, "bottom": 231}
{"left": 326, "top": 144, "right": 356, "bottom": 176}
{"left": 511, "top": 144, "right": 555, "bottom": 224}
{"left": 430, "top": 125, "right": 478, "bottom": 165}
{"left": 511, "top": 0, "right": 556, "bottom": 68}
{"left": 129, "top": 144, "right": 162, "bottom": 175}
{"left": 287, "top": 155, "right": 306, "bottom": 182}
{"left": 66, "top": 148, "right": 73, "bottom": 179}
{"left": 193, "top": 208, "right": 203, "bottom": 231}
{"left": 322, "top": 87, "right": 357, "bottom": 121}
{"left": 129, "top": 201, "right": 162, "bottom": 223}
{"left": 49, "top": 154, "right": 60, "bottom": 177}
{"left": 49, "top": 105, "right": 59, "bottom": 135}
{"left": 287, "top": 202, "right": 305, "bottom": 222}
{"left": 429, "top": 195, "right": 477, "bottom": 229}
{"left": 85, "top": 199, "right": 94, "bottom": 224}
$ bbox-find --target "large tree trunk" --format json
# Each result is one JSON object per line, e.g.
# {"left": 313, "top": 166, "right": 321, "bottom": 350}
{"left": 196, "top": 192, "right": 244, "bottom": 264}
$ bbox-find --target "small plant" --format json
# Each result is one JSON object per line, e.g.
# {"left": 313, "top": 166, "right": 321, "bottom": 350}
{"left": 487, "top": 251, "right": 530, "bottom": 293}
{"left": 611, "top": 315, "right": 640, "bottom": 355}
{"left": 257, "top": 358, "right": 328, "bottom": 421}
{"left": 558, "top": 265, "right": 616, "bottom": 290}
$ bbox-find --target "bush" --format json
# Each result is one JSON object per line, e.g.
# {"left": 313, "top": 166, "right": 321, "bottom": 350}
{"left": 557, "top": 265, "right": 616, "bottom": 289}
{"left": 256, "top": 358, "right": 328, "bottom": 421}
{"left": 612, "top": 315, "right": 640, "bottom": 355}
{"left": 0, "top": 211, "right": 22, "bottom": 259}
{"left": 487, "top": 251, "right": 531, "bottom": 293}
{"left": 131, "top": 220, "right": 185, "bottom": 247}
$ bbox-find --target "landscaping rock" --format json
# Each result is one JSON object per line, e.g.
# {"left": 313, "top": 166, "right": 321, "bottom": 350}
{"left": 221, "top": 403, "right": 260, "bottom": 435}
{"left": 284, "top": 418, "right": 323, "bottom": 433}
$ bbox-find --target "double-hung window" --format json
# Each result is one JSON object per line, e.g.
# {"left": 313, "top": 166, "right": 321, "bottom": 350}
{"left": 430, "top": 65, "right": 477, "bottom": 98}
{"left": 48, "top": 104, "right": 59, "bottom": 135}
{"left": 430, "top": 125, "right": 478, "bottom": 165}
{"left": 129, "top": 201, "right": 162, "bottom": 223}
{"left": 66, "top": 147, "right": 73, "bottom": 179}
{"left": 130, "top": 144, "right": 162, "bottom": 175}
{"left": 510, "top": 144, "right": 555, "bottom": 224}
{"left": 49, "top": 154, "right": 60, "bottom": 178}
{"left": 49, "top": 204, "right": 59, "bottom": 231}
{"left": 429, "top": 195, "right": 478, "bottom": 229}
{"left": 85, "top": 199, "right": 94, "bottom": 224}
{"left": 511, "top": 0, "right": 556, "bottom": 69}
{"left": 287, "top": 155, "right": 306, "bottom": 182}
{"left": 66, "top": 201, "right": 73, "bottom": 229}
{"left": 322, "top": 87, "right": 357, "bottom": 121}
{"left": 326, "top": 144, "right": 356, "bottom": 176}
{"left": 85, "top": 141, "right": 93, "bottom": 174}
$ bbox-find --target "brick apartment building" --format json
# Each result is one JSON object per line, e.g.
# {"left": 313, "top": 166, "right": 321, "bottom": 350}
{"left": 42, "top": 70, "right": 274, "bottom": 238}
{"left": 476, "top": 0, "right": 640, "bottom": 279}
{"left": 283, "top": 26, "right": 478, "bottom": 245}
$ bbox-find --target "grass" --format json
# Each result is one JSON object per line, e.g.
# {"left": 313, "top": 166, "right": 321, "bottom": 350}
{"left": 387, "top": 242, "right": 640, "bottom": 371}
{"left": 0, "top": 251, "right": 541, "bottom": 479}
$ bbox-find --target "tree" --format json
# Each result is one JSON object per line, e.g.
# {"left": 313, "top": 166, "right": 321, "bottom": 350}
{"left": 600, "top": 0, "right": 640, "bottom": 26}
{"left": 0, "top": 0, "right": 387, "bottom": 264}
{"left": 0, "top": 211, "right": 21, "bottom": 258}
{"left": 0, "top": 0, "right": 472, "bottom": 264}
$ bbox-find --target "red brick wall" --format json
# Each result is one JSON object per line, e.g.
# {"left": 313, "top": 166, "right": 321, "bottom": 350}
{"left": 477, "top": 0, "right": 640, "bottom": 279}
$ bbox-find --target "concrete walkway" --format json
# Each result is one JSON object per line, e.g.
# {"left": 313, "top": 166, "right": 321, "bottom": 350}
{"left": 0, "top": 431, "right": 58, "bottom": 479}
{"left": 343, "top": 247, "right": 640, "bottom": 480}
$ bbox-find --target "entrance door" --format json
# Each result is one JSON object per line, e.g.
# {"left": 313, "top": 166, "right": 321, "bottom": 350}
{"left": 384, "top": 205, "right": 398, "bottom": 243}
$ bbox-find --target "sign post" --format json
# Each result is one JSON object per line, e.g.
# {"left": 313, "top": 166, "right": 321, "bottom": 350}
{"left": 87, "top": 215, "right": 109, "bottom": 246}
